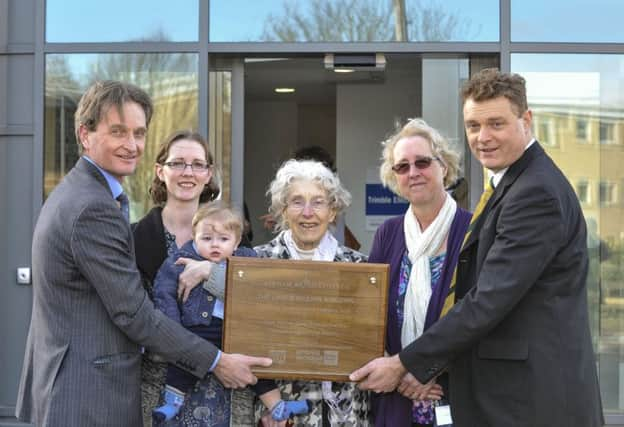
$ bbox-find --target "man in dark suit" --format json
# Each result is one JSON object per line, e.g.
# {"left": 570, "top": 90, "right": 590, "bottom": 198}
{"left": 16, "top": 81, "right": 271, "bottom": 426}
{"left": 351, "top": 69, "right": 603, "bottom": 426}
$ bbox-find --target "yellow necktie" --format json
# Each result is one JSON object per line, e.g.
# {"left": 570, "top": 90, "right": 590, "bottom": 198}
{"left": 440, "top": 179, "right": 495, "bottom": 317}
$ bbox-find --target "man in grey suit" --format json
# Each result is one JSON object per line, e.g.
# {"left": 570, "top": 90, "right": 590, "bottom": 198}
{"left": 351, "top": 69, "right": 603, "bottom": 426}
{"left": 16, "top": 80, "right": 272, "bottom": 426}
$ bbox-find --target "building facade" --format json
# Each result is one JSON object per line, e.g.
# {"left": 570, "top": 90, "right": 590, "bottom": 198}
{"left": 1, "top": 0, "right": 623, "bottom": 424}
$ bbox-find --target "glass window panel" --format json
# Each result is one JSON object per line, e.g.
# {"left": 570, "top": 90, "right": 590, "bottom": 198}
{"left": 210, "top": 0, "right": 498, "bottom": 42}
{"left": 577, "top": 119, "right": 588, "bottom": 140}
{"left": 577, "top": 180, "right": 590, "bottom": 204}
{"left": 208, "top": 71, "right": 232, "bottom": 202}
{"left": 512, "top": 53, "right": 624, "bottom": 416}
{"left": 600, "top": 121, "right": 616, "bottom": 145}
{"left": 599, "top": 181, "right": 618, "bottom": 206}
{"left": 422, "top": 57, "right": 470, "bottom": 208}
{"left": 512, "top": 0, "right": 624, "bottom": 42}
{"left": 46, "top": 0, "right": 198, "bottom": 42}
{"left": 44, "top": 53, "right": 199, "bottom": 220}
{"left": 535, "top": 117, "right": 558, "bottom": 147}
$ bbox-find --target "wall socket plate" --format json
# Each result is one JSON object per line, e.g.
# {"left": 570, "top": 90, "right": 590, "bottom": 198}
{"left": 17, "top": 267, "right": 31, "bottom": 285}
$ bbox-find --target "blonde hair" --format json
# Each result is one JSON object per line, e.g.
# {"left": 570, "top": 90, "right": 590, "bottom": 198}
{"left": 379, "top": 118, "right": 460, "bottom": 195}
{"left": 192, "top": 201, "right": 243, "bottom": 241}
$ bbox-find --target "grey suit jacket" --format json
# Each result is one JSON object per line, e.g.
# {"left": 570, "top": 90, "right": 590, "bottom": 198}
{"left": 16, "top": 158, "right": 219, "bottom": 427}
{"left": 399, "top": 143, "right": 603, "bottom": 427}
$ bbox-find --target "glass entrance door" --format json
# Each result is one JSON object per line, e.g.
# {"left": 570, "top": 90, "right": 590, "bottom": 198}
{"left": 234, "top": 54, "right": 494, "bottom": 252}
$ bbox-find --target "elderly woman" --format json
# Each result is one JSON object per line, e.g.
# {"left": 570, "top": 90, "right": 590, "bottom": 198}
{"left": 253, "top": 159, "right": 370, "bottom": 426}
{"left": 369, "top": 119, "right": 471, "bottom": 427}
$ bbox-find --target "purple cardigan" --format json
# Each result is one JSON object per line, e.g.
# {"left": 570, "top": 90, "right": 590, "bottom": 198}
{"left": 369, "top": 207, "right": 471, "bottom": 427}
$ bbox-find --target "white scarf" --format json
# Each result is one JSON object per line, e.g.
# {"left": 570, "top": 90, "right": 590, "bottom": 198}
{"left": 282, "top": 229, "right": 338, "bottom": 261}
{"left": 401, "top": 194, "right": 456, "bottom": 348}
{"left": 282, "top": 229, "right": 350, "bottom": 422}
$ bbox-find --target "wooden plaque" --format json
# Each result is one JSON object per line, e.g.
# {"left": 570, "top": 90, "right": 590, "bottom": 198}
{"left": 223, "top": 257, "right": 389, "bottom": 382}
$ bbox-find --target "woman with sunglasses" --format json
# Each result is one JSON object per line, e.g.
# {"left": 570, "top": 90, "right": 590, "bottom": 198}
{"left": 370, "top": 119, "right": 471, "bottom": 427}
{"left": 253, "top": 159, "right": 371, "bottom": 426}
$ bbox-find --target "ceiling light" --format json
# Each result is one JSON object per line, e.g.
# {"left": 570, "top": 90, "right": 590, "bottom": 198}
{"left": 275, "top": 88, "right": 295, "bottom": 93}
{"left": 334, "top": 68, "right": 355, "bottom": 73}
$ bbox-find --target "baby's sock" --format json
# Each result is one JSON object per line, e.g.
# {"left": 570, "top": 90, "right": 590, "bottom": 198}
{"left": 271, "top": 399, "right": 312, "bottom": 421}
{"left": 152, "top": 385, "right": 186, "bottom": 422}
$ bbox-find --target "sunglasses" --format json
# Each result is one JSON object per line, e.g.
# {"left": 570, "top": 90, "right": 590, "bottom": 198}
{"left": 391, "top": 156, "right": 441, "bottom": 174}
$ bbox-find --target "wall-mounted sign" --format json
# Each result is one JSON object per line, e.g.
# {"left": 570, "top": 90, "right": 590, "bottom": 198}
{"left": 365, "top": 168, "right": 408, "bottom": 231}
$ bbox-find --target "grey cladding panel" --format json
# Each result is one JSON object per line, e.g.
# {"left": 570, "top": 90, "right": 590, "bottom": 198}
{"left": 6, "top": 55, "right": 33, "bottom": 128}
{"left": 0, "top": 136, "right": 34, "bottom": 407}
{"left": 6, "top": 0, "right": 36, "bottom": 46}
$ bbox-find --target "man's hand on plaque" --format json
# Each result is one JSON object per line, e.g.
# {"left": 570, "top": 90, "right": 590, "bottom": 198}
{"left": 213, "top": 353, "right": 272, "bottom": 389}
{"left": 349, "top": 354, "right": 407, "bottom": 393}
{"left": 397, "top": 373, "right": 443, "bottom": 401}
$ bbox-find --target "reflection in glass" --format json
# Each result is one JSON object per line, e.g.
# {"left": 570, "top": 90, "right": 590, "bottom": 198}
{"left": 512, "top": 0, "right": 624, "bottom": 43}
{"left": 46, "top": 0, "right": 198, "bottom": 42}
{"left": 45, "top": 53, "right": 199, "bottom": 220}
{"left": 577, "top": 119, "right": 588, "bottom": 141}
{"left": 421, "top": 57, "right": 470, "bottom": 207}
{"left": 577, "top": 180, "right": 590, "bottom": 205}
{"left": 512, "top": 54, "right": 624, "bottom": 415}
{"left": 208, "top": 71, "right": 232, "bottom": 202}
{"left": 600, "top": 121, "right": 615, "bottom": 145}
{"left": 210, "top": 0, "right": 498, "bottom": 42}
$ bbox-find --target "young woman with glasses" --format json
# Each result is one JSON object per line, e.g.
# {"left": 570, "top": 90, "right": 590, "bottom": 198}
{"left": 131, "top": 130, "right": 220, "bottom": 426}
{"left": 134, "top": 130, "right": 293, "bottom": 427}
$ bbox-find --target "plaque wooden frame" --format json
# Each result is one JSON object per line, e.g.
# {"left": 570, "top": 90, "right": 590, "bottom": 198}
{"left": 223, "top": 257, "right": 389, "bottom": 382}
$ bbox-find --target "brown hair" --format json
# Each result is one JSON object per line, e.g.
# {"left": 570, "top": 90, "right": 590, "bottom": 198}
{"left": 74, "top": 80, "right": 153, "bottom": 153}
{"left": 192, "top": 200, "right": 243, "bottom": 241}
{"left": 149, "top": 130, "right": 220, "bottom": 205}
{"left": 461, "top": 68, "right": 528, "bottom": 117}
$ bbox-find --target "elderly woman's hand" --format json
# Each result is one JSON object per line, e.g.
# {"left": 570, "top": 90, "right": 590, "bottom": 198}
{"left": 260, "top": 412, "right": 288, "bottom": 427}
{"left": 174, "top": 257, "right": 214, "bottom": 302}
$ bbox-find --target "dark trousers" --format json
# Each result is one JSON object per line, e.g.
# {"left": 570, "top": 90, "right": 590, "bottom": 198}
{"left": 166, "top": 321, "right": 222, "bottom": 392}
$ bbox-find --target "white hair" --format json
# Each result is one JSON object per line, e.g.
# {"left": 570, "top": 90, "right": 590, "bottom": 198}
{"left": 268, "top": 159, "right": 351, "bottom": 231}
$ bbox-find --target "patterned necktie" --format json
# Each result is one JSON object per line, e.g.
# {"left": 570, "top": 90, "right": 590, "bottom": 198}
{"left": 440, "top": 179, "right": 495, "bottom": 317}
{"left": 116, "top": 192, "right": 130, "bottom": 222}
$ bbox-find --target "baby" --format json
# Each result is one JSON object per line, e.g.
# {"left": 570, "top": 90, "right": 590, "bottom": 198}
{"left": 152, "top": 201, "right": 309, "bottom": 423}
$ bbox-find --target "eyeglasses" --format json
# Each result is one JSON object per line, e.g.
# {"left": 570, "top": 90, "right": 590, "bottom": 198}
{"left": 391, "top": 156, "right": 441, "bottom": 175}
{"left": 163, "top": 160, "right": 211, "bottom": 173}
{"left": 287, "top": 198, "right": 330, "bottom": 213}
